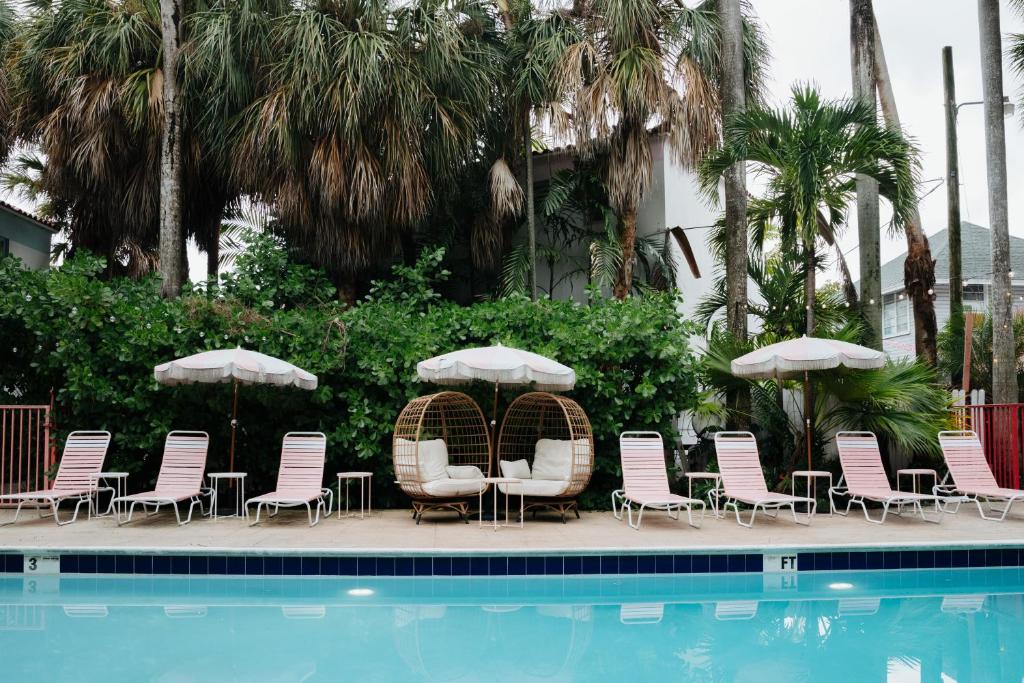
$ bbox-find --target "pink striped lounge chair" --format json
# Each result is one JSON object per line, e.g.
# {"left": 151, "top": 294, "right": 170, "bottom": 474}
{"left": 713, "top": 432, "right": 815, "bottom": 527}
{"left": 0, "top": 430, "right": 111, "bottom": 525}
{"left": 937, "top": 430, "right": 1024, "bottom": 521}
{"left": 246, "top": 432, "right": 328, "bottom": 526}
{"left": 114, "top": 431, "right": 210, "bottom": 525}
{"left": 831, "top": 431, "right": 942, "bottom": 524}
{"left": 611, "top": 431, "right": 704, "bottom": 529}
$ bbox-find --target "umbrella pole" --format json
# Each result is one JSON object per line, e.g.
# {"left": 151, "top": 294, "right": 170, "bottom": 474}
{"left": 491, "top": 381, "right": 500, "bottom": 456}
{"left": 804, "top": 370, "right": 812, "bottom": 472}
{"left": 230, "top": 379, "right": 239, "bottom": 475}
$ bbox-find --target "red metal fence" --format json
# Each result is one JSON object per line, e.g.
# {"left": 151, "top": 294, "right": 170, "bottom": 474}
{"left": 0, "top": 405, "right": 54, "bottom": 500}
{"left": 951, "top": 403, "right": 1023, "bottom": 488}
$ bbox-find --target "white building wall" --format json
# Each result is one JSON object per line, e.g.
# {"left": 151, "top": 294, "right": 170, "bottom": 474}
{"left": 6, "top": 240, "right": 48, "bottom": 270}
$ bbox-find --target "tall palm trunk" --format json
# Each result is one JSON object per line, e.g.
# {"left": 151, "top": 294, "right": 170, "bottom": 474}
{"left": 977, "top": 0, "right": 1016, "bottom": 402}
{"left": 525, "top": 126, "right": 537, "bottom": 301}
{"left": 720, "top": 0, "right": 749, "bottom": 428}
{"left": 720, "top": 0, "right": 747, "bottom": 338}
{"left": 158, "top": 0, "right": 185, "bottom": 299}
{"left": 873, "top": 22, "right": 938, "bottom": 365}
{"left": 613, "top": 206, "right": 638, "bottom": 300}
{"left": 850, "top": 0, "right": 882, "bottom": 349}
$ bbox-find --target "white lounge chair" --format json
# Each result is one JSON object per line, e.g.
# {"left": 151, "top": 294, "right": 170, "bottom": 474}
{"left": 937, "top": 430, "right": 1024, "bottom": 521}
{"left": 612, "top": 431, "right": 704, "bottom": 529}
{"left": 247, "top": 432, "right": 328, "bottom": 526}
{"left": 0, "top": 431, "right": 111, "bottom": 525}
{"left": 114, "top": 431, "right": 210, "bottom": 525}
{"left": 831, "top": 431, "right": 942, "bottom": 524}
{"left": 713, "top": 432, "right": 815, "bottom": 527}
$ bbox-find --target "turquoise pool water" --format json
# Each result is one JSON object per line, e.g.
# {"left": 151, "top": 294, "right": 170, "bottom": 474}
{"left": 2, "top": 567, "right": 1023, "bottom": 681}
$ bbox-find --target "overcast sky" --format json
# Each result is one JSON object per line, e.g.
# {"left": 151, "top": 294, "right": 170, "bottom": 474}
{"left": 753, "top": 0, "right": 1024, "bottom": 284}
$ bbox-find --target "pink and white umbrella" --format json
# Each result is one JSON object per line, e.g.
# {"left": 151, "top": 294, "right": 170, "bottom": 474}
{"left": 417, "top": 344, "right": 575, "bottom": 435}
{"left": 730, "top": 336, "right": 884, "bottom": 471}
{"left": 154, "top": 347, "right": 317, "bottom": 471}
{"left": 417, "top": 343, "right": 575, "bottom": 392}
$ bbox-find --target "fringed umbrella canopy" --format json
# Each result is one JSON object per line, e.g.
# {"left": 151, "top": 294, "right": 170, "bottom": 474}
{"left": 730, "top": 336, "right": 884, "bottom": 472}
{"left": 730, "top": 336, "right": 884, "bottom": 379}
{"left": 154, "top": 347, "right": 317, "bottom": 472}
{"left": 417, "top": 344, "right": 575, "bottom": 392}
{"left": 154, "top": 348, "right": 317, "bottom": 389}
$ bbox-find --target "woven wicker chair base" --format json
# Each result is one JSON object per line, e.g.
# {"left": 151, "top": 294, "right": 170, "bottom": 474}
{"left": 410, "top": 498, "right": 474, "bottom": 524}
{"left": 523, "top": 498, "right": 580, "bottom": 524}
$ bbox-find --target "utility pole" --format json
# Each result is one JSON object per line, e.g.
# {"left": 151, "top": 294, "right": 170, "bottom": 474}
{"left": 851, "top": 0, "right": 882, "bottom": 349}
{"left": 977, "top": 0, "right": 1016, "bottom": 404}
{"left": 943, "top": 46, "right": 964, "bottom": 383}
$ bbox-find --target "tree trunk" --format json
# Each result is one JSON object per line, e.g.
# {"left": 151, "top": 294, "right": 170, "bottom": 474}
{"left": 613, "top": 207, "right": 638, "bottom": 300}
{"left": 978, "top": 0, "right": 1016, "bottom": 402}
{"left": 206, "top": 237, "right": 219, "bottom": 282}
{"left": 525, "top": 127, "right": 537, "bottom": 301}
{"left": 943, "top": 46, "right": 965, "bottom": 385}
{"left": 720, "top": 0, "right": 747, "bottom": 340}
{"left": 158, "top": 0, "right": 185, "bottom": 299}
{"left": 804, "top": 243, "right": 816, "bottom": 335}
{"left": 873, "top": 22, "right": 938, "bottom": 365}
{"left": 851, "top": 0, "right": 883, "bottom": 349}
{"left": 720, "top": 0, "right": 750, "bottom": 428}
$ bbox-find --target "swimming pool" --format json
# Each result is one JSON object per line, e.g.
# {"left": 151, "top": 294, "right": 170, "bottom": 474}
{"left": 2, "top": 567, "right": 1022, "bottom": 681}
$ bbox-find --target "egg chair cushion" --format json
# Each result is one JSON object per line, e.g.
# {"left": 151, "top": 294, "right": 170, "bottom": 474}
{"left": 499, "top": 459, "right": 532, "bottom": 480}
{"left": 421, "top": 478, "right": 484, "bottom": 496}
{"left": 532, "top": 439, "right": 576, "bottom": 481}
{"left": 498, "top": 479, "right": 568, "bottom": 497}
{"left": 446, "top": 465, "right": 484, "bottom": 480}
{"left": 419, "top": 439, "right": 450, "bottom": 482}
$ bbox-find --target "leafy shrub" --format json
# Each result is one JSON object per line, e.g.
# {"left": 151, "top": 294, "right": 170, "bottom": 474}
{"left": 0, "top": 245, "right": 701, "bottom": 510}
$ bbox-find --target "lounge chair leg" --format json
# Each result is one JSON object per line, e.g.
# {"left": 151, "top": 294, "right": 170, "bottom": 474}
{"left": 629, "top": 504, "right": 645, "bottom": 530}
{"left": 612, "top": 491, "right": 622, "bottom": 520}
{"left": 858, "top": 499, "right": 887, "bottom": 524}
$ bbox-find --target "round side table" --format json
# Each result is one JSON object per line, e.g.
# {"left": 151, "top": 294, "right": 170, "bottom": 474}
{"left": 90, "top": 472, "right": 128, "bottom": 519}
{"left": 207, "top": 472, "right": 248, "bottom": 519}
{"left": 478, "top": 477, "right": 524, "bottom": 531}
{"left": 337, "top": 472, "right": 372, "bottom": 519}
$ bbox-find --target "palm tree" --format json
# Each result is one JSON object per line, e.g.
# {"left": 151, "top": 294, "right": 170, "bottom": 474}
{"left": 699, "top": 85, "right": 918, "bottom": 335}
{"left": 977, "top": 0, "right": 1015, "bottom": 404}
{"left": 551, "top": 0, "right": 768, "bottom": 300}
{"left": 13, "top": 0, "right": 280, "bottom": 281}
{"left": 158, "top": 0, "right": 185, "bottom": 297}
{"left": 230, "top": 0, "right": 496, "bottom": 302}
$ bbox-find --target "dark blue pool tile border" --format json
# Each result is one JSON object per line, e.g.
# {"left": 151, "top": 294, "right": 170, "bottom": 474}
{"left": 0, "top": 547, "right": 1020, "bottom": 577}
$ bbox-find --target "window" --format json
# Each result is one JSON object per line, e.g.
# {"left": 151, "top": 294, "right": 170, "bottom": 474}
{"left": 0, "top": 236, "right": 8, "bottom": 257}
{"left": 963, "top": 284, "right": 986, "bottom": 311}
{"left": 882, "top": 291, "right": 910, "bottom": 338}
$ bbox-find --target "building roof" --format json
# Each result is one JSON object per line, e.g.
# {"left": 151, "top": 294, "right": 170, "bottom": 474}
{"left": 879, "top": 221, "right": 1024, "bottom": 293}
{"left": 0, "top": 199, "right": 57, "bottom": 233}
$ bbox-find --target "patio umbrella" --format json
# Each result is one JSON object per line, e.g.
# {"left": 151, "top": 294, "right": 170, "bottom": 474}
{"left": 154, "top": 347, "right": 318, "bottom": 472}
{"left": 730, "top": 336, "right": 884, "bottom": 471}
{"left": 416, "top": 343, "right": 575, "bottom": 435}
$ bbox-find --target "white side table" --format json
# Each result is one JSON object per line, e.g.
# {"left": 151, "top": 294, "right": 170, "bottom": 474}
{"left": 897, "top": 468, "right": 938, "bottom": 494}
{"left": 337, "top": 472, "right": 372, "bottom": 519}
{"left": 90, "top": 472, "right": 128, "bottom": 518}
{"left": 207, "top": 473, "right": 247, "bottom": 520}
{"left": 479, "top": 477, "right": 524, "bottom": 531}
{"left": 792, "top": 470, "right": 833, "bottom": 515}
{"left": 685, "top": 472, "right": 723, "bottom": 517}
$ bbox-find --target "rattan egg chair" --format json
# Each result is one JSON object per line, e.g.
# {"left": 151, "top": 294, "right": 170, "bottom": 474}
{"left": 495, "top": 391, "right": 594, "bottom": 522}
{"left": 393, "top": 391, "right": 492, "bottom": 523}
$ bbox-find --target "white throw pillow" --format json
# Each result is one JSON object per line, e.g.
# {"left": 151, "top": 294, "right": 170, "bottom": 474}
{"left": 500, "top": 459, "right": 532, "bottom": 479}
{"left": 446, "top": 465, "right": 483, "bottom": 480}
{"left": 418, "top": 439, "right": 449, "bottom": 482}
{"left": 532, "top": 439, "right": 581, "bottom": 481}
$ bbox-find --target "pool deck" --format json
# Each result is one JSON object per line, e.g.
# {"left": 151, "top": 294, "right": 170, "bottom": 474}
{"left": 2, "top": 505, "right": 1023, "bottom": 555}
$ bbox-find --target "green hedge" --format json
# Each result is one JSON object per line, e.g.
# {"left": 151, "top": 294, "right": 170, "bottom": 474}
{"left": 0, "top": 243, "right": 700, "bottom": 510}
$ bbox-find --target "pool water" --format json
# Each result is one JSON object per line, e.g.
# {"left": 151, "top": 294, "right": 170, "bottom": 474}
{"left": 2, "top": 567, "right": 1023, "bottom": 682}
